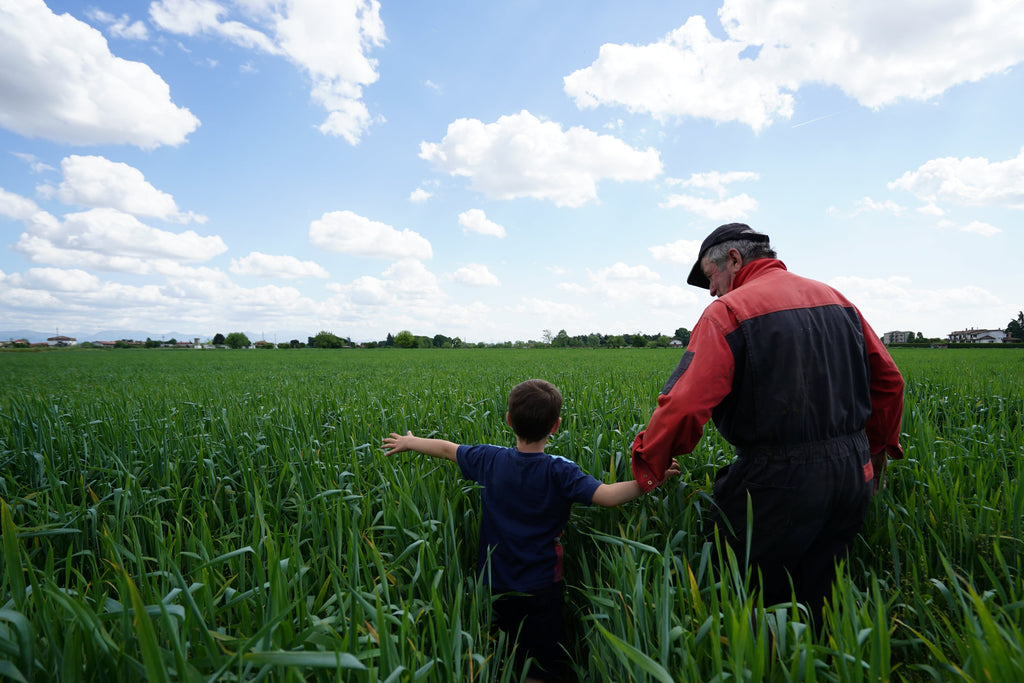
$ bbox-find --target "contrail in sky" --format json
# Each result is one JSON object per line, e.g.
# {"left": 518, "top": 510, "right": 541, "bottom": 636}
{"left": 791, "top": 112, "right": 841, "bottom": 128}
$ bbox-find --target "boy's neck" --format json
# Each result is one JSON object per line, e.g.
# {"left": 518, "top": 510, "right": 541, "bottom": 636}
{"left": 515, "top": 436, "right": 549, "bottom": 453}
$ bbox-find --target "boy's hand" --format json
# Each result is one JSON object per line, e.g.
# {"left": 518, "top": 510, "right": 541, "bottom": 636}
{"left": 382, "top": 431, "right": 414, "bottom": 456}
{"left": 662, "top": 458, "right": 682, "bottom": 482}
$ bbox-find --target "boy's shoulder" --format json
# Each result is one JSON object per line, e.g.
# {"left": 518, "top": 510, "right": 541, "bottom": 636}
{"left": 459, "top": 442, "right": 514, "bottom": 455}
{"left": 459, "top": 443, "right": 582, "bottom": 469}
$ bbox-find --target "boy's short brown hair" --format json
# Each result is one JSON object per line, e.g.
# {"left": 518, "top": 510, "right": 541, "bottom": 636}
{"left": 507, "top": 379, "right": 562, "bottom": 443}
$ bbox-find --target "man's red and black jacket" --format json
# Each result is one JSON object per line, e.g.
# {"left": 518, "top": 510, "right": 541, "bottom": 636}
{"left": 632, "top": 258, "right": 905, "bottom": 492}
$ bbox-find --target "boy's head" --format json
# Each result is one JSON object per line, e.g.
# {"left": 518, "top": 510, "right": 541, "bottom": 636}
{"left": 506, "top": 379, "right": 562, "bottom": 443}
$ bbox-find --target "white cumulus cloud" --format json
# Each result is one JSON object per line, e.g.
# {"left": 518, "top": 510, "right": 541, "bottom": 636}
{"left": 328, "top": 258, "right": 445, "bottom": 308}
{"left": 0, "top": 187, "right": 41, "bottom": 221}
{"left": 14, "top": 208, "right": 228, "bottom": 271}
{"left": 565, "top": 1, "right": 1024, "bottom": 130}
{"left": 420, "top": 110, "right": 662, "bottom": 207}
{"left": 565, "top": 16, "right": 794, "bottom": 131}
{"left": 39, "top": 155, "right": 203, "bottom": 223}
{"left": 150, "top": 0, "right": 386, "bottom": 144}
{"left": 0, "top": 0, "right": 199, "bottom": 148}
{"left": 309, "top": 210, "right": 432, "bottom": 259}
{"left": 149, "top": 0, "right": 281, "bottom": 52}
{"left": 889, "top": 146, "right": 1024, "bottom": 209}
{"left": 586, "top": 262, "right": 696, "bottom": 307}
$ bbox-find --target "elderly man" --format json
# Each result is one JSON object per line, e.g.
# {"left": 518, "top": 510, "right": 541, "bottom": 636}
{"left": 632, "top": 223, "right": 904, "bottom": 623}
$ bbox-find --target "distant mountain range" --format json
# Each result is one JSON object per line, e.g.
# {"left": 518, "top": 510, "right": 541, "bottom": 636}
{"left": 0, "top": 329, "right": 209, "bottom": 344}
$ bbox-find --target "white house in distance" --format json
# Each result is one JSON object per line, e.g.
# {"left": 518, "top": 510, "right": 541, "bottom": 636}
{"left": 46, "top": 335, "right": 77, "bottom": 346}
{"left": 947, "top": 327, "right": 1011, "bottom": 343}
{"left": 882, "top": 331, "right": 915, "bottom": 344}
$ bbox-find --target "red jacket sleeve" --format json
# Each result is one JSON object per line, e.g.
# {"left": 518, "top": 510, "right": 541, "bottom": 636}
{"left": 860, "top": 317, "right": 906, "bottom": 459}
{"left": 631, "top": 314, "right": 735, "bottom": 492}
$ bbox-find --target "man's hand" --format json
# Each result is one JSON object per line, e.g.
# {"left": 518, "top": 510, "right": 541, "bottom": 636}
{"left": 871, "top": 450, "right": 888, "bottom": 493}
{"left": 663, "top": 458, "right": 682, "bottom": 482}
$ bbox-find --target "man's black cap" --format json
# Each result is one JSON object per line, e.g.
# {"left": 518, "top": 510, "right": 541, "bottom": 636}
{"left": 686, "top": 223, "right": 770, "bottom": 289}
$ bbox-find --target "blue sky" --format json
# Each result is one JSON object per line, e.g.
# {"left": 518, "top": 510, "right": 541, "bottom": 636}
{"left": 1, "top": 0, "right": 1023, "bottom": 344}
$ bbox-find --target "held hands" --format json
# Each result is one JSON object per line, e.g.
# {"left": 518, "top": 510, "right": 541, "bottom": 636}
{"left": 870, "top": 450, "right": 888, "bottom": 494}
{"left": 663, "top": 458, "right": 682, "bottom": 482}
{"left": 382, "top": 431, "right": 415, "bottom": 456}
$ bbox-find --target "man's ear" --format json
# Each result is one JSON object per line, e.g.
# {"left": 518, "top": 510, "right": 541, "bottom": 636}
{"left": 727, "top": 248, "right": 744, "bottom": 271}
{"left": 506, "top": 412, "right": 512, "bottom": 428}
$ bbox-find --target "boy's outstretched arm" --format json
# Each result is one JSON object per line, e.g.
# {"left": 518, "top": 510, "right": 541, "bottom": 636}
{"left": 382, "top": 431, "right": 459, "bottom": 462}
{"left": 591, "top": 458, "right": 681, "bottom": 507}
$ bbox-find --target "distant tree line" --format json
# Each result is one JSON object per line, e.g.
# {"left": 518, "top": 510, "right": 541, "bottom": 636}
{"left": 10, "top": 327, "right": 697, "bottom": 351}
{"left": 202, "top": 327, "right": 695, "bottom": 350}
{"left": 13, "top": 315, "right": 1024, "bottom": 350}
{"left": 300, "top": 328, "right": 693, "bottom": 349}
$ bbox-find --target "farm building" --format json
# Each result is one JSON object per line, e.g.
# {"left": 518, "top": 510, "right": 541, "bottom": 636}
{"left": 883, "top": 331, "right": 915, "bottom": 344}
{"left": 947, "top": 327, "right": 1011, "bottom": 343}
{"left": 46, "top": 335, "right": 77, "bottom": 346}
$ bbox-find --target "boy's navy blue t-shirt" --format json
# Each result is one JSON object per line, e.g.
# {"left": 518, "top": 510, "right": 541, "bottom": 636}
{"left": 456, "top": 444, "right": 602, "bottom": 593}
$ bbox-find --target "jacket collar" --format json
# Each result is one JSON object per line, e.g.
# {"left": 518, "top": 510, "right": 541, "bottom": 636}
{"left": 731, "top": 258, "right": 786, "bottom": 291}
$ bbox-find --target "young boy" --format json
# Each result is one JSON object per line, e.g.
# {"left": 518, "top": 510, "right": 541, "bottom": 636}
{"left": 382, "top": 378, "right": 678, "bottom": 681}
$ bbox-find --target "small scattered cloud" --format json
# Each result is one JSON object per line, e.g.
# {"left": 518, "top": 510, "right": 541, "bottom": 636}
{"left": 660, "top": 193, "right": 759, "bottom": 221}
{"left": 557, "top": 282, "right": 588, "bottom": 295}
{"left": 458, "top": 209, "right": 506, "bottom": 238}
{"left": 660, "top": 170, "right": 759, "bottom": 220}
{"left": 149, "top": 0, "right": 281, "bottom": 54}
{"left": 585, "top": 262, "right": 696, "bottom": 307}
{"left": 936, "top": 219, "right": 1002, "bottom": 237}
{"left": 649, "top": 238, "right": 701, "bottom": 266}
{"left": 450, "top": 263, "right": 500, "bottom": 286}
{"left": 409, "top": 188, "right": 433, "bottom": 202}
{"left": 853, "top": 196, "right": 907, "bottom": 215}
{"left": 961, "top": 220, "right": 1001, "bottom": 237}
{"left": 86, "top": 8, "right": 149, "bottom": 40}
{"left": 230, "top": 252, "right": 329, "bottom": 279}
{"left": 10, "top": 152, "right": 55, "bottom": 174}
{"left": 309, "top": 210, "right": 433, "bottom": 260}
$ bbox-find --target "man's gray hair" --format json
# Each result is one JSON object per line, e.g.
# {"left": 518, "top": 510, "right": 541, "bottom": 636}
{"left": 705, "top": 239, "right": 777, "bottom": 268}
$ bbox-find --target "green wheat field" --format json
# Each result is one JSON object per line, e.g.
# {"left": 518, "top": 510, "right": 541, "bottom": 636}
{"left": 0, "top": 347, "right": 1021, "bottom": 681}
